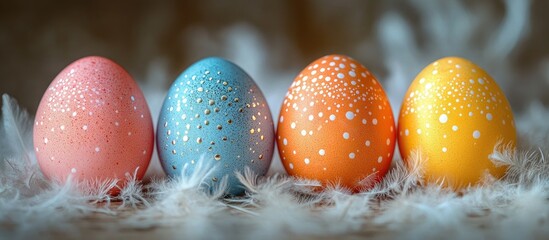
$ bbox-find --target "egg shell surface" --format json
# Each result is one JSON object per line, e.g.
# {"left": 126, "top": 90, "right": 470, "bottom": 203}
{"left": 34, "top": 56, "right": 154, "bottom": 188}
{"left": 157, "top": 57, "right": 274, "bottom": 195}
{"left": 398, "top": 56, "right": 516, "bottom": 188}
{"left": 277, "top": 54, "right": 396, "bottom": 191}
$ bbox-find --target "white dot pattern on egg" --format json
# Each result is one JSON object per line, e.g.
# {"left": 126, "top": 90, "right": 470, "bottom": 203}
{"left": 277, "top": 54, "right": 396, "bottom": 191}
{"left": 33, "top": 56, "right": 154, "bottom": 189}
{"left": 398, "top": 56, "right": 516, "bottom": 188}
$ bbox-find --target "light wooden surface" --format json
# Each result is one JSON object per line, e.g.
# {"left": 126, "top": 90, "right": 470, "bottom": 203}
{"left": 38, "top": 201, "right": 499, "bottom": 240}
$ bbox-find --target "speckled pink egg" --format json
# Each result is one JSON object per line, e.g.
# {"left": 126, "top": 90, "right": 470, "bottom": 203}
{"left": 33, "top": 56, "right": 153, "bottom": 190}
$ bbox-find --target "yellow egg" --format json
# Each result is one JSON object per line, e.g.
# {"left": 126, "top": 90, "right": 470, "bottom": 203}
{"left": 398, "top": 57, "right": 516, "bottom": 188}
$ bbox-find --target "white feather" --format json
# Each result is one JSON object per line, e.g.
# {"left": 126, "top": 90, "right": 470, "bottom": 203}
{"left": 123, "top": 156, "right": 231, "bottom": 240}
{"left": 0, "top": 94, "right": 33, "bottom": 161}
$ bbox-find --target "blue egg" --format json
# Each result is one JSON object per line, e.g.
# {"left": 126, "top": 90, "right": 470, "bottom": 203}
{"left": 157, "top": 57, "right": 274, "bottom": 195}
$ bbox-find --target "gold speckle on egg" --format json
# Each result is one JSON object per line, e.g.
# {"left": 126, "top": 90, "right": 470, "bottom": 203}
{"left": 158, "top": 58, "right": 275, "bottom": 195}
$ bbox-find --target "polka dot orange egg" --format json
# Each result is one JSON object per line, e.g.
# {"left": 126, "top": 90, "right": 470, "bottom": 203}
{"left": 33, "top": 56, "right": 154, "bottom": 191}
{"left": 398, "top": 57, "right": 516, "bottom": 189}
{"left": 277, "top": 55, "right": 396, "bottom": 191}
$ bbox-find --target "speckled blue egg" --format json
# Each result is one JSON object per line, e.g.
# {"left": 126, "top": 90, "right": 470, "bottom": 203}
{"left": 157, "top": 57, "right": 275, "bottom": 195}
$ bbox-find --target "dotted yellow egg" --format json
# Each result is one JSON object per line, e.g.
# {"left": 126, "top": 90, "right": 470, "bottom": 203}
{"left": 398, "top": 57, "right": 516, "bottom": 189}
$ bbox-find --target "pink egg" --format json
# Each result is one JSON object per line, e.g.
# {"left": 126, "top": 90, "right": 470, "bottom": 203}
{"left": 33, "top": 56, "right": 153, "bottom": 191}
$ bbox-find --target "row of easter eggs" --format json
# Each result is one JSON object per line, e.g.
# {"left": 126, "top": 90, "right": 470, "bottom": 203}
{"left": 33, "top": 55, "right": 516, "bottom": 195}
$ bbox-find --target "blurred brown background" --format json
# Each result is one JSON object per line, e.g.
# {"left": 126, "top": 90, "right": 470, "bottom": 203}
{"left": 1, "top": 0, "right": 548, "bottom": 115}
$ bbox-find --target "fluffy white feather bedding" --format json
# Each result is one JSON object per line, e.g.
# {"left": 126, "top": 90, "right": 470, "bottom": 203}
{"left": 1, "top": 92, "right": 549, "bottom": 240}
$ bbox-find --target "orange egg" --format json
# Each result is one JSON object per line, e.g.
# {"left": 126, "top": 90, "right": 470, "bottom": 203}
{"left": 398, "top": 57, "right": 516, "bottom": 189}
{"left": 277, "top": 55, "right": 396, "bottom": 191}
